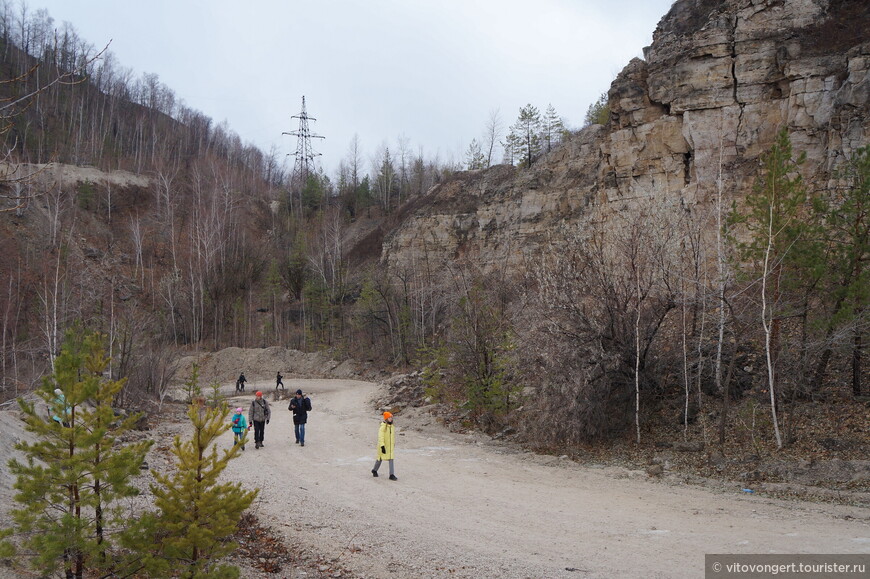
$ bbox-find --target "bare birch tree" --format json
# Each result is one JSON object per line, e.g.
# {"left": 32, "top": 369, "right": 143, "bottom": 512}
{"left": 483, "top": 108, "right": 503, "bottom": 168}
{"left": 529, "top": 205, "right": 680, "bottom": 444}
{"left": 730, "top": 129, "right": 808, "bottom": 449}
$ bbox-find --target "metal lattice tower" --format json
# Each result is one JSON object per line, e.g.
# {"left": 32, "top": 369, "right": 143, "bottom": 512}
{"left": 282, "top": 96, "right": 325, "bottom": 214}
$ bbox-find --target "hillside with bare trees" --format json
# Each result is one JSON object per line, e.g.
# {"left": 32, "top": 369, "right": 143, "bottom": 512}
{"left": 0, "top": 0, "right": 868, "bottom": 576}
{"left": 0, "top": 0, "right": 867, "bottom": 495}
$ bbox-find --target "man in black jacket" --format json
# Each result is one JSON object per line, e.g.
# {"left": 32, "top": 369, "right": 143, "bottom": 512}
{"left": 288, "top": 389, "right": 312, "bottom": 446}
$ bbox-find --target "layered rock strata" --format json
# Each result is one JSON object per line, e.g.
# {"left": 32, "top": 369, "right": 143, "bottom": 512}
{"left": 381, "top": 0, "right": 869, "bottom": 275}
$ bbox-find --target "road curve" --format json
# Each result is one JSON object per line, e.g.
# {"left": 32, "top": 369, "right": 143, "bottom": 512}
{"left": 221, "top": 379, "right": 870, "bottom": 579}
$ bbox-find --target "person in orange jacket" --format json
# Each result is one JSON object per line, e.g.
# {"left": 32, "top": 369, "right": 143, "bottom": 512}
{"left": 371, "top": 411, "right": 397, "bottom": 480}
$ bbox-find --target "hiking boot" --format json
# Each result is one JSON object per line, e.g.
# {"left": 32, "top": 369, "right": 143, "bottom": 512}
{"left": 371, "top": 470, "right": 378, "bottom": 477}
{"left": 300, "top": 442, "right": 304, "bottom": 447}
{"left": 295, "top": 439, "right": 299, "bottom": 444}
{"left": 389, "top": 475, "right": 398, "bottom": 481}
{"left": 241, "top": 445, "right": 245, "bottom": 451}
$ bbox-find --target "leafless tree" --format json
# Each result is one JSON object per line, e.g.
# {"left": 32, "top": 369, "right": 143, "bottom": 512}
{"left": 38, "top": 226, "right": 76, "bottom": 372}
{"left": 347, "top": 134, "right": 363, "bottom": 192}
{"left": 396, "top": 134, "right": 412, "bottom": 202}
{"left": 525, "top": 203, "right": 683, "bottom": 444}
{"left": 483, "top": 108, "right": 504, "bottom": 168}
{"left": 713, "top": 127, "right": 737, "bottom": 446}
{"left": 371, "top": 142, "right": 396, "bottom": 211}
{"left": 130, "top": 214, "right": 144, "bottom": 284}
{"left": 1, "top": 259, "right": 25, "bottom": 397}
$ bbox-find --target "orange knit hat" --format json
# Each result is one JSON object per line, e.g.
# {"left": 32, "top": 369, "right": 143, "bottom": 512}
{"left": 383, "top": 411, "right": 392, "bottom": 420}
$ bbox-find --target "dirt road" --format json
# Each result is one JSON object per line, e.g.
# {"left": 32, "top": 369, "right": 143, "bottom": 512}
{"left": 219, "top": 379, "right": 870, "bottom": 578}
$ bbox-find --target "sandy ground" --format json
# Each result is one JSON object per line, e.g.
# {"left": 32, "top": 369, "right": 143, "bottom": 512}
{"left": 211, "top": 378, "right": 870, "bottom": 579}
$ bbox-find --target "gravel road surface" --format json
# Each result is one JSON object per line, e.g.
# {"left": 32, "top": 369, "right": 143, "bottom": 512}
{"left": 216, "top": 379, "right": 870, "bottom": 579}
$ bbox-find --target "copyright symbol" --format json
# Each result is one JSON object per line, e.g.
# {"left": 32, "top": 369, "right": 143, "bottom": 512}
{"left": 712, "top": 562, "right": 722, "bottom": 573}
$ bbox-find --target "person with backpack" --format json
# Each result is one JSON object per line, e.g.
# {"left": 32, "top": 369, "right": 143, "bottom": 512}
{"left": 236, "top": 372, "right": 247, "bottom": 392}
{"left": 248, "top": 391, "right": 271, "bottom": 449}
{"left": 288, "top": 388, "right": 312, "bottom": 446}
{"left": 230, "top": 407, "right": 249, "bottom": 450}
{"left": 371, "top": 411, "right": 397, "bottom": 480}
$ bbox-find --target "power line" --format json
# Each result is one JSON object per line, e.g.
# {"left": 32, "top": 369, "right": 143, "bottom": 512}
{"left": 282, "top": 96, "right": 324, "bottom": 215}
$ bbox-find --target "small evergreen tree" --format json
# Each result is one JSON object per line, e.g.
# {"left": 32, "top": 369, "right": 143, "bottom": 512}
{"left": 280, "top": 230, "right": 308, "bottom": 301}
{"left": 183, "top": 363, "right": 203, "bottom": 403}
{"left": 301, "top": 173, "right": 325, "bottom": 213}
{"left": 542, "top": 104, "right": 565, "bottom": 152}
{"left": 501, "top": 132, "right": 520, "bottom": 165}
{"left": 584, "top": 92, "right": 610, "bottom": 126}
{"left": 423, "top": 278, "right": 520, "bottom": 428}
{"left": 375, "top": 147, "right": 397, "bottom": 211}
{"left": 207, "top": 380, "right": 224, "bottom": 407}
{"left": 5, "top": 328, "right": 152, "bottom": 578}
{"left": 356, "top": 175, "right": 374, "bottom": 210}
{"left": 142, "top": 398, "right": 257, "bottom": 578}
{"left": 813, "top": 145, "right": 870, "bottom": 395}
{"left": 465, "top": 138, "right": 486, "bottom": 170}
{"left": 507, "top": 104, "right": 543, "bottom": 168}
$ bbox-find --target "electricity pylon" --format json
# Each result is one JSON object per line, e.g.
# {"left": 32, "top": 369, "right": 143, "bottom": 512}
{"left": 282, "top": 96, "right": 325, "bottom": 216}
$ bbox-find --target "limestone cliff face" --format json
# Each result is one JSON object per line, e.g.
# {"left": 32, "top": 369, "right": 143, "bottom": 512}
{"left": 380, "top": 0, "right": 869, "bottom": 275}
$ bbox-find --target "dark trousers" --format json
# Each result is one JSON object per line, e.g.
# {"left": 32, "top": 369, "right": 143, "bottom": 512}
{"left": 252, "top": 420, "right": 266, "bottom": 443}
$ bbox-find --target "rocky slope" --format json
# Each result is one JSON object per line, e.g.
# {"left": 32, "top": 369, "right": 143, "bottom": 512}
{"left": 172, "top": 346, "right": 385, "bottom": 388}
{"left": 380, "top": 0, "right": 870, "bottom": 273}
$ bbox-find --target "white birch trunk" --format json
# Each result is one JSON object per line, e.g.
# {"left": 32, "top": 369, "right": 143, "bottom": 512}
{"left": 635, "top": 274, "right": 642, "bottom": 445}
{"left": 682, "top": 280, "right": 690, "bottom": 439}
{"left": 761, "top": 200, "right": 783, "bottom": 449}
{"left": 715, "top": 127, "right": 728, "bottom": 402}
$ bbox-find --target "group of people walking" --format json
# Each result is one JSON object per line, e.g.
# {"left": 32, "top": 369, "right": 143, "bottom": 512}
{"left": 230, "top": 373, "right": 397, "bottom": 480}
{"left": 230, "top": 387, "right": 311, "bottom": 449}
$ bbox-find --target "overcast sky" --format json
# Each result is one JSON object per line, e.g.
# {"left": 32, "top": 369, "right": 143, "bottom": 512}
{"left": 31, "top": 0, "right": 675, "bottom": 176}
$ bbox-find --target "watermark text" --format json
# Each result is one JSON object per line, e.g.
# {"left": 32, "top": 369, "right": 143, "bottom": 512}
{"left": 706, "top": 554, "right": 868, "bottom": 578}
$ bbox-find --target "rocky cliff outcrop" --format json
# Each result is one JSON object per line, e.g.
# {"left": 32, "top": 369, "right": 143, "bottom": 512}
{"left": 380, "top": 0, "right": 869, "bottom": 274}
